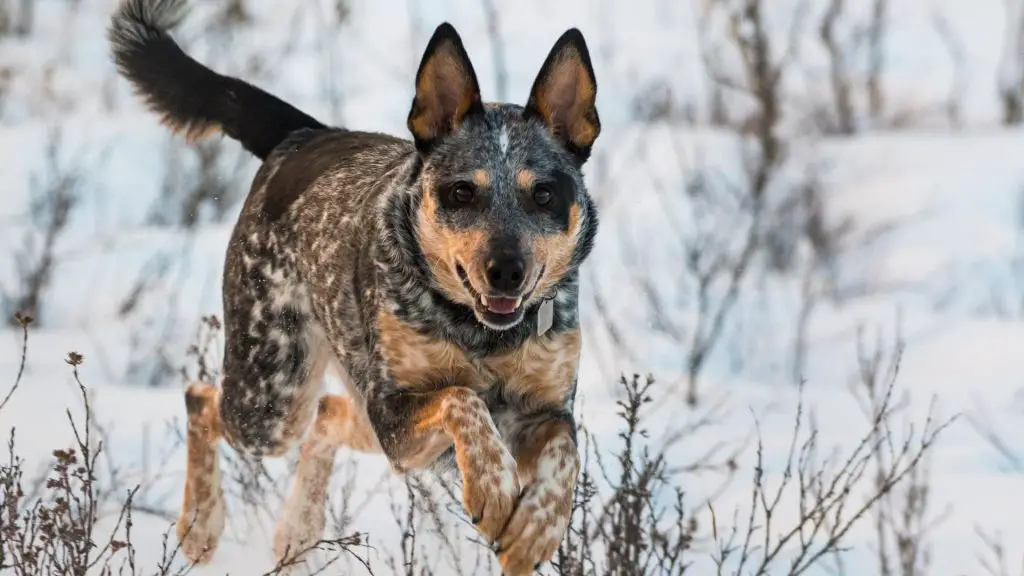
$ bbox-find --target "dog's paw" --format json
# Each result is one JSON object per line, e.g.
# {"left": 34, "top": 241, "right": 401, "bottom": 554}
{"left": 459, "top": 435, "right": 521, "bottom": 543}
{"left": 495, "top": 475, "right": 574, "bottom": 576}
{"left": 273, "top": 522, "right": 321, "bottom": 569}
{"left": 273, "top": 499, "right": 327, "bottom": 565}
{"left": 176, "top": 499, "right": 225, "bottom": 565}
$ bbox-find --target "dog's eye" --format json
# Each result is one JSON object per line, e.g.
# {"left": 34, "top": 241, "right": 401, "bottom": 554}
{"left": 450, "top": 182, "right": 475, "bottom": 205}
{"left": 533, "top": 184, "right": 553, "bottom": 207}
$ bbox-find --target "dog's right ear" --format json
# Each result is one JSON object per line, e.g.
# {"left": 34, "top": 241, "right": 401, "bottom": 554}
{"left": 407, "top": 23, "right": 483, "bottom": 153}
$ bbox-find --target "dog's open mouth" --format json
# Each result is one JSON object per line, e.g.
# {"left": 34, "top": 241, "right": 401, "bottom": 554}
{"left": 455, "top": 262, "right": 543, "bottom": 321}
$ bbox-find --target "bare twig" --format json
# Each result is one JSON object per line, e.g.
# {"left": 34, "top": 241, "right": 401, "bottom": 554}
{"left": 866, "top": 0, "right": 888, "bottom": 121}
{"left": 0, "top": 312, "right": 31, "bottom": 413}
{"left": 819, "top": 0, "right": 856, "bottom": 135}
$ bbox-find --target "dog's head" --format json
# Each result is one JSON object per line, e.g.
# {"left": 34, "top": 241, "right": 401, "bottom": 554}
{"left": 408, "top": 23, "right": 600, "bottom": 331}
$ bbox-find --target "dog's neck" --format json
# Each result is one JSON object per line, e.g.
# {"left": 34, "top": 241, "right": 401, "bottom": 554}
{"left": 374, "top": 182, "right": 579, "bottom": 358}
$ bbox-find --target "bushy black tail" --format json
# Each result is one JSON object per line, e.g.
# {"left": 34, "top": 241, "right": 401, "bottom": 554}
{"left": 107, "top": 0, "right": 326, "bottom": 160}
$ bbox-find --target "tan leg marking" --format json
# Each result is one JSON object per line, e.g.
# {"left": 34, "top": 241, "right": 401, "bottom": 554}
{"left": 177, "top": 382, "right": 226, "bottom": 565}
{"left": 273, "top": 394, "right": 381, "bottom": 565}
{"left": 414, "top": 387, "right": 521, "bottom": 543}
{"left": 498, "top": 420, "right": 579, "bottom": 576}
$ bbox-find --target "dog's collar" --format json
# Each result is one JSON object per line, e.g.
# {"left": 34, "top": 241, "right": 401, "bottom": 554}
{"left": 536, "top": 294, "right": 555, "bottom": 337}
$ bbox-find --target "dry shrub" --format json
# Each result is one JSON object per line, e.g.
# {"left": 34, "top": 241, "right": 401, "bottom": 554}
{"left": 0, "top": 313, "right": 956, "bottom": 575}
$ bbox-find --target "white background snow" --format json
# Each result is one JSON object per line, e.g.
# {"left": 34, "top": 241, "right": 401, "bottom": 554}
{"left": 1, "top": 0, "right": 1023, "bottom": 574}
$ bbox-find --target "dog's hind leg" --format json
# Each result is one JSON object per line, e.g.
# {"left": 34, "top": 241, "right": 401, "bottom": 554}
{"left": 175, "top": 222, "right": 332, "bottom": 563}
{"left": 273, "top": 392, "right": 380, "bottom": 566}
{"left": 176, "top": 317, "right": 331, "bottom": 565}
{"left": 176, "top": 382, "right": 226, "bottom": 564}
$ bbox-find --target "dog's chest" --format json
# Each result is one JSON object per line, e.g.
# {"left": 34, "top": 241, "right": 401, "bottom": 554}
{"left": 376, "top": 310, "right": 580, "bottom": 406}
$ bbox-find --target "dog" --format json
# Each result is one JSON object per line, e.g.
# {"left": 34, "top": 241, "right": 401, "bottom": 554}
{"left": 108, "top": 0, "right": 600, "bottom": 573}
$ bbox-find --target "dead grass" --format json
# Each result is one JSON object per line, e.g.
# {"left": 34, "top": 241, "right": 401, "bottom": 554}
{"left": 0, "top": 311, "right": 964, "bottom": 575}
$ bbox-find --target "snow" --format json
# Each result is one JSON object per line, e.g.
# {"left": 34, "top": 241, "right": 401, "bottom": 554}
{"left": 2, "top": 0, "right": 1023, "bottom": 574}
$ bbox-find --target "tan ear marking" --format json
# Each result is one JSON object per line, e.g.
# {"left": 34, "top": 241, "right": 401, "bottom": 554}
{"left": 526, "top": 29, "right": 601, "bottom": 155}
{"left": 532, "top": 55, "right": 598, "bottom": 148}
{"left": 407, "top": 23, "right": 482, "bottom": 146}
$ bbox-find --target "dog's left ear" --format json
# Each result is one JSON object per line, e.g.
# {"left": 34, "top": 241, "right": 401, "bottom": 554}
{"left": 525, "top": 28, "right": 601, "bottom": 164}
{"left": 407, "top": 23, "right": 483, "bottom": 153}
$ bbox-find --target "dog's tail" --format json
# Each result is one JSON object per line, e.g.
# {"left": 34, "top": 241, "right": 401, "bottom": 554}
{"left": 107, "top": 0, "right": 326, "bottom": 160}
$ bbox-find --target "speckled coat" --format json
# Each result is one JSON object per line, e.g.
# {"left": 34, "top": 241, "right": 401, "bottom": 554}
{"left": 109, "top": 0, "right": 601, "bottom": 573}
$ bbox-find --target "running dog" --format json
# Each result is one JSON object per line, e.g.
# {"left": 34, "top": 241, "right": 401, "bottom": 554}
{"left": 108, "top": 0, "right": 600, "bottom": 573}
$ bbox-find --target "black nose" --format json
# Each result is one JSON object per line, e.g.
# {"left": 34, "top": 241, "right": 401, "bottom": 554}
{"left": 485, "top": 256, "right": 526, "bottom": 293}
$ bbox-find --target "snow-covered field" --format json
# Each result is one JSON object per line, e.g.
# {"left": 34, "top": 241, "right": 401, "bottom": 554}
{"left": 2, "top": 0, "right": 1023, "bottom": 574}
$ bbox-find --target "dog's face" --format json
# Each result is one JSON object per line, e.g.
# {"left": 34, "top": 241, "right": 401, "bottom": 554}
{"left": 408, "top": 24, "right": 600, "bottom": 331}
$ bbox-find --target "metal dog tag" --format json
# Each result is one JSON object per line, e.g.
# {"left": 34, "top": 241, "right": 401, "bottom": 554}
{"left": 537, "top": 298, "right": 554, "bottom": 337}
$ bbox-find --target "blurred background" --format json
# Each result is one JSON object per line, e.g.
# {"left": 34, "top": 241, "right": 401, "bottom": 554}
{"left": 1, "top": 0, "right": 1023, "bottom": 574}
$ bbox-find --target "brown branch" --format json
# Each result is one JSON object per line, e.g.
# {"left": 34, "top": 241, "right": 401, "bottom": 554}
{"left": 0, "top": 312, "right": 31, "bottom": 413}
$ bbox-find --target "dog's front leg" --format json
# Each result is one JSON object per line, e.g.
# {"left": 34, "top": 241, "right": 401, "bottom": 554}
{"left": 494, "top": 411, "right": 580, "bottom": 576}
{"left": 367, "top": 386, "right": 522, "bottom": 543}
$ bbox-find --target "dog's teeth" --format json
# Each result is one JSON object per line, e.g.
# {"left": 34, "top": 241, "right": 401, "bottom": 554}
{"left": 480, "top": 295, "right": 488, "bottom": 306}
{"left": 514, "top": 296, "right": 523, "bottom": 308}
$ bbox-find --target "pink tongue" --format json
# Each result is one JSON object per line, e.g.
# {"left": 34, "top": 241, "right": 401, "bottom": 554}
{"left": 487, "top": 297, "right": 518, "bottom": 315}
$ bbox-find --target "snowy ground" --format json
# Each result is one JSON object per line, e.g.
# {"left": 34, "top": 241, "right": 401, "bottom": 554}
{"left": 2, "top": 0, "right": 1024, "bottom": 574}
